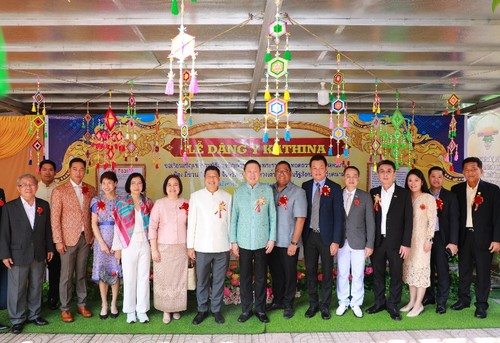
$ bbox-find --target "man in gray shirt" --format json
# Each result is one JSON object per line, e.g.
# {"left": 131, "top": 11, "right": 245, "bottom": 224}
{"left": 268, "top": 161, "right": 307, "bottom": 319}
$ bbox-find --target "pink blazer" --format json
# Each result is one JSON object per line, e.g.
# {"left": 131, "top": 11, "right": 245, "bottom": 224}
{"left": 51, "top": 181, "right": 96, "bottom": 246}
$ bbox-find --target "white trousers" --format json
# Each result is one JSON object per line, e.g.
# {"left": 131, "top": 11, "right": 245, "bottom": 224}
{"left": 336, "top": 240, "right": 366, "bottom": 307}
{"left": 121, "top": 238, "right": 151, "bottom": 314}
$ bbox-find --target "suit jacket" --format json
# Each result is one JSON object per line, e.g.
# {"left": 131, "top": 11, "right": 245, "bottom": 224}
{"left": 370, "top": 185, "right": 413, "bottom": 250}
{"left": 342, "top": 188, "right": 376, "bottom": 250}
{"left": 0, "top": 197, "right": 54, "bottom": 266}
{"left": 51, "top": 181, "right": 96, "bottom": 246}
{"left": 434, "top": 187, "right": 459, "bottom": 245}
{"left": 451, "top": 179, "right": 500, "bottom": 249}
{"left": 302, "top": 178, "right": 344, "bottom": 247}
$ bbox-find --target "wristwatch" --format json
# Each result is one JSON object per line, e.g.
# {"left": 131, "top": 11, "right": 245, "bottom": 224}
{"left": 290, "top": 241, "right": 298, "bottom": 246}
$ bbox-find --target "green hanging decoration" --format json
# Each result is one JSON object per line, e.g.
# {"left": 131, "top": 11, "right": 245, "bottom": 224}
{"left": 171, "top": 0, "right": 179, "bottom": 15}
{"left": 265, "top": 52, "right": 272, "bottom": 62}
{"left": 0, "top": 28, "right": 9, "bottom": 97}
{"left": 283, "top": 49, "right": 291, "bottom": 61}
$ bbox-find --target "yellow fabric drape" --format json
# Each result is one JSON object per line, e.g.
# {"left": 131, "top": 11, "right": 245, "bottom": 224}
{"left": 0, "top": 115, "right": 36, "bottom": 159}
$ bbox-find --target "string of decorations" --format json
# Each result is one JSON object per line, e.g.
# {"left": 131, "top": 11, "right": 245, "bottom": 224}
{"left": 384, "top": 90, "right": 413, "bottom": 169}
{"left": 263, "top": 0, "right": 292, "bottom": 156}
{"left": 29, "top": 78, "right": 47, "bottom": 171}
{"left": 444, "top": 78, "right": 460, "bottom": 171}
{"left": 152, "top": 102, "right": 161, "bottom": 169}
{"left": 369, "top": 79, "right": 382, "bottom": 172}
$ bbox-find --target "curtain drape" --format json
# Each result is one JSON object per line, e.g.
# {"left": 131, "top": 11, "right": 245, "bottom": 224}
{"left": 0, "top": 115, "right": 36, "bottom": 159}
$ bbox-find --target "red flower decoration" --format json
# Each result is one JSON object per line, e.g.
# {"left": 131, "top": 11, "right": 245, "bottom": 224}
{"left": 373, "top": 194, "right": 381, "bottom": 212}
{"left": 474, "top": 192, "right": 483, "bottom": 211}
{"left": 97, "top": 200, "right": 106, "bottom": 212}
{"left": 353, "top": 198, "right": 360, "bottom": 206}
{"left": 0, "top": 199, "right": 4, "bottom": 207}
{"left": 321, "top": 185, "right": 331, "bottom": 198}
{"left": 436, "top": 198, "right": 443, "bottom": 212}
{"left": 179, "top": 201, "right": 189, "bottom": 215}
{"left": 278, "top": 195, "right": 288, "bottom": 210}
{"left": 37, "top": 206, "right": 43, "bottom": 216}
{"left": 127, "top": 198, "right": 133, "bottom": 204}
{"left": 420, "top": 204, "right": 426, "bottom": 210}
{"left": 81, "top": 185, "right": 89, "bottom": 196}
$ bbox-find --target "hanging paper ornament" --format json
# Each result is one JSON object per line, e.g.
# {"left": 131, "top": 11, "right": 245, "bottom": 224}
{"left": 445, "top": 79, "right": 461, "bottom": 171}
{"left": 29, "top": 78, "right": 47, "bottom": 169}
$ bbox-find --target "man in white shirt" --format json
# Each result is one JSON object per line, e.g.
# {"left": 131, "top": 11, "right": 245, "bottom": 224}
{"left": 36, "top": 159, "right": 60, "bottom": 310}
{"left": 188, "top": 166, "right": 232, "bottom": 325}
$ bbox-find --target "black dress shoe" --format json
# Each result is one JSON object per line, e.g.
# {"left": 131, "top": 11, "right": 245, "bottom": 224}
{"left": 213, "top": 311, "right": 225, "bottom": 324}
{"left": 237, "top": 311, "right": 253, "bottom": 323}
{"left": 436, "top": 305, "right": 446, "bottom": 314}
{"left": 387, "top": 308, "right": 402, "bottom": 321}
{"left": 474, "top": 308, "right": 487, "bottom": 319}
{"left": 366, "top": 304, "right": 386, "bottom": 314}
{"left": 29, "top": 317, "right": 48, "bottom": 326}
{"left": 320, "top": 307, "right": 331, "bottom": 320}
{"left": 283, "top": 307, "right": 294, "bottom": 319}
{"left": 267, "top": 303, "right": 284, "bottom": 311}
{"left": 256, "top": 312, "right": 269, "bottom": 323}
{"left": 451, "top": 300, "right": 470, "bottom": 311}
{"left": 422, "top": 298, "right": 436, "bottom": 306}
{"left": 0, "top": 323, "right": 10, "bottom": 331}
{"left": 192, "top": 311, "right": 209, "bottom": 325}
{"left": 99, "top": 313, "right": 108, "bottom": 320}
{"left": 12, "top": 323, "right": 23, "bottom": 334}
{"left": 304, "top": 306, "right": 319, "bottom": 318}
{"left": 110, "top": 312, "right": 119, "bottom": 319}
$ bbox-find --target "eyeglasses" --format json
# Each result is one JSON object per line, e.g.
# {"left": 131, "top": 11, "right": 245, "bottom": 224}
{"left": 18, "top": 183, "right": 36, "bottom": 188}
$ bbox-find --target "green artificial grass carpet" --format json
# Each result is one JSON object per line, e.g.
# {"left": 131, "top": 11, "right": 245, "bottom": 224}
{"left": 0, "top": 290, "right": 498, "bottom": 335}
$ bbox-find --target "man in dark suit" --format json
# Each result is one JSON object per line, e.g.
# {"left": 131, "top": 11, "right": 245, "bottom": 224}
{"left": 0, "top": 187, "right": 10, "bottom": 331}
{"left": 367, "top": 160, "right": 413, "bottom": 321}
{"left": 0, "top": 174, "right": 54, "bottom": 334}
{"left": 450, "top": 157, "right": 500, "bottom": 319}
{"left": 301, "top": 154, "right": 343, "bottom": 320}
{"left": 423, "top": 166, "right": 459, "bottom": 314}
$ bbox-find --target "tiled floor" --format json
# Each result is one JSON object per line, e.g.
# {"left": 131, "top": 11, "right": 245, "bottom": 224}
{"left": 1, "top": 329, "right": 500, "bottom": 343}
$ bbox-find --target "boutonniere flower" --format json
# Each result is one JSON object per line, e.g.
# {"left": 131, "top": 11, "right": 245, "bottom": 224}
{"left": 97, "top": 200, "right": 106, "bottom": 212}
{"left": 373, "top": 194, "right": 381, "bottom": 212}
{"left": 353, "top": 197, "right": 360, "bottom": 206}
{"left": 321, "top": 185, "right": 330, "bottom": 198}
{"left": 127, "top": 198, "right": 133, "bottom": 205}
{"left": 473, "top": 192, "right": 483, "bottom": 211}
{"left": 81, "top": 185, "right": 89, "bottom": 197}
{"left": 37, "top": 206, "right": 43, "bottom": 216}
{"left": 420, "top": 204, "right": 426, "bottom": 210}
{"left": 179, "top": 201, "right": 189, "bottom": 215}
{"left": 436, "top": 198, "right": 443, "bottom": 212}
{"left": 215, "top": 201, "right": 226, "bottom": 218}
{"left": 255, "top": 198, "right": 266, "bottom": 213}
{"left": 278, "top": 195, "right": 288, "bottom": 210}
{"left": 0, "top": 198, "right": 4, "bottom": 207}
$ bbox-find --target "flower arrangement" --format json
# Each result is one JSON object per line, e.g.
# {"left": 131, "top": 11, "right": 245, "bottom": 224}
{"left": 373, "top": 194, "right": 381, "bottom": 211}
{"left": 474, "top": 192, "right": 483, "bottom": 211}
{"left": 436, "top": 198, "right": 443, "bottom": 212}
{"left": 81, "top": 185, "right": 90, "bottom": 196}
{"left": 254, "top": 198, "right": 266, "bottom": 213}
{"left": 215, "top": 201, "right": 226, "bottom": 218}
{"left": 278, "top": 195, "right": 288, "bottom": 210}
{"left": 37, "top": 206, "right": 43, "bottom": 216}
{"left": 321, "top": 185, "right": 330, "bottom": 198}
{"left": 97, "top": 200, "right": 106, "bottom": 212}
{"left": 179, "top": 201, "right": 189, "bottom": 215}
{"left": 420, "top": 204, "right": 426, "bottom": 210}
{"left": 353, "top": 197, "right": 360, "bottom": 206}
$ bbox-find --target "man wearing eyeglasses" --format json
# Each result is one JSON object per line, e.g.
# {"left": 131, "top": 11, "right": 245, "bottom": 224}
{"left": 0, "top": 174, "right": 54, "bottom": 334}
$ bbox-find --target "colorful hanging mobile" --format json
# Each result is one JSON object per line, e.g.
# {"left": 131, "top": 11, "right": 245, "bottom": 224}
{"left": 385, "top": 90, "right": 413, "bottom": 169}
{"left": 152, "top": 102, "right": 161, "bottom": 169}
{"left": 166, "top": 0, "right": 198, "bottom": 163}
{"left": 327, "top": 53, "right": 349, "bottom": 167}
{"left": 83, "top": 101, "right": 93, "bottom": 174}
{"left": 444, "top": 78, "right": 460, "bottom": 171}
{"left": 263, "top": 0, "right": 292, "bottom": 156}
{"left": 29, "top": 78, "right": 47, "bottom": 171}
{"left": 369, "top": 79, "right": 382, "bottom": 172}
{"left": 124, "top": 86, "right": 138, "bottom": 168}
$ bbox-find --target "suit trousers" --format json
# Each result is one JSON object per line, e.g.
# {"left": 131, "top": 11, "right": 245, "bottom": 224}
{"left": 425, "top": 233, "right": 450, "bottom": 306}
{"left": 337, "top": 240, "right": 366, "bottom": 307}
{"left": 239, "top": 247, "right": 267, "bottom": 314}
{"left": 7, "top": 260, "right": 45, "bottom": 325}
{"left": 59, "top": 233, "right": 90, "bottom": 310}
{"left": 47, "top": 250, "right": 61, "bottom": 303}
{"left": 195, "top": 251, "right": 229, "bottom": 313}
{"left": 268, "top": 246, "right": 299, "bottom": 308}
{"left": 371, "top": 237, "right": 403, "bottom": 309}
{"left": 304, "top": 231, "right": 333, "bottom": 309}
{"left": 121, "top": 238, "right": 151, "bottom": 314}
{"left": 457, "top": 230, "right": 493, "bottom": 310}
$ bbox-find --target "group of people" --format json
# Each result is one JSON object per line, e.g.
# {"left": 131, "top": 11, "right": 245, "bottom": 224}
{"left": 0, "top": 154, "right": 498, "bottom": 334}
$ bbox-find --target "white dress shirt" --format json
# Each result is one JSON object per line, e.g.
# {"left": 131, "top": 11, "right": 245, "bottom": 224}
{"left": 466, "top": 182, "right": 479, "bottom": 228}
{"left": 380, "top": 183, "right": 395, "bottom": 235}
{"left": 21, "top": 196, "right": 36, "bottom": 229}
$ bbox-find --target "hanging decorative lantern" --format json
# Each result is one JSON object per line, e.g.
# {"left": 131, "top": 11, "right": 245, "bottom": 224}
{"left": 385, "top": 90, "right": 413, "bottom": 169}
{"left": 29, "top": 78, "right": 47, "bottom": 171}
{"left": 263, "top": 0, "right": 291, "bottom": 155}
{"left": 445, "top": 78, "right": 460, "bottom": 171}
{"left": 369, "top": 79, "right": 382, "bottom": 172}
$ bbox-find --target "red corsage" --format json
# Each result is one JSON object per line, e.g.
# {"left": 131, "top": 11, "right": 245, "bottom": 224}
{"left": 179, "top": 201, "right": 189, "bottom": 215}
{"left": 278, "top": 195, "right": 288, "bottom": 210}
{"left": 255, "top": 198, "right": 266, "bottom": 213}
{"left": 37, "top": 206, "right": 43, "bottom": 216}
{"left": 81, "top": 185, "right": 89, "bottom": 196}
{"left": 353, "top": 198, "right": 360, "bottom": 206}
{"left": 0, "top": 199, "right": 4, "bottom": 207}
{"left": 436, "top": 198, "right": 443, "bottom": 212}
{"left": 214, "top": 201, "right": 226, "bottom": 218}
{"left": 373, "top": 194, "right": 381, "bottom": 212}
{"left": 321, "top": 185, "right": 331, "bottom": 198}
{"left": 473, "top": 192, "right": 483, "bottom": 211}
{"left": 420, "top": 204, "right": 426, "bottom": 210}
{"left": 97, "top": 200, "right": 106, "bottom": 212}
{"left": 127, "top": 198, "right": 133, "bottom": 204}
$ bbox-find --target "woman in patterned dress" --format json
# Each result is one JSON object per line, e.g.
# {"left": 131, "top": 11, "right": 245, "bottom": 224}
{"left": 401, "top": 168, "right": 437, "bottom": 317}
{"left": 91, "top": 171, "right": 122, "bottom": 320}
{"left": 149, "top": 175, "right": 189, "bottom": 324}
